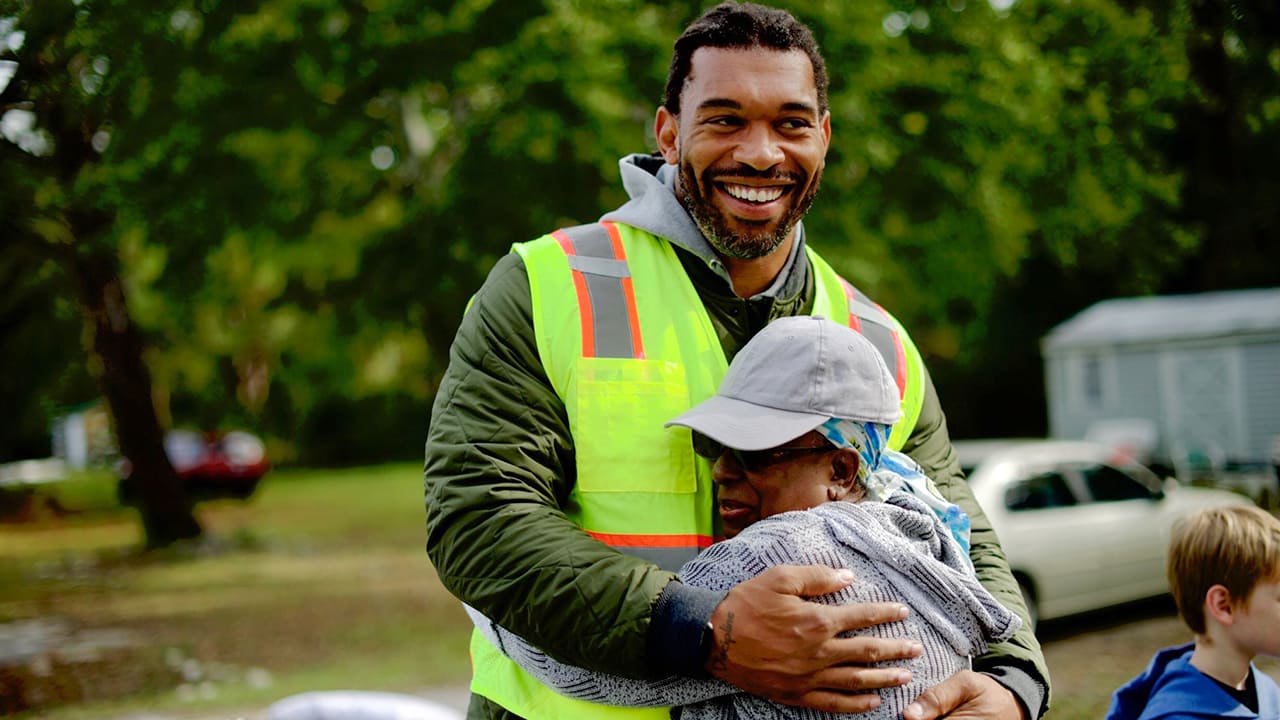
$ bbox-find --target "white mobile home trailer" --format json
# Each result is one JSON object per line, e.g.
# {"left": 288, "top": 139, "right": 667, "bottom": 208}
{"left": 1041, "top": 288, "right": 1280, "bottom": 467}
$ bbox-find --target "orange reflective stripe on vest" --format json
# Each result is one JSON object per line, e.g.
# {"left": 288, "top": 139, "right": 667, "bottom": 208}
{"left": 551, "top": 222, "right": 646, "bottom": 360}
{"left": 585, "top": 529, "right": 716, "bottom": 572}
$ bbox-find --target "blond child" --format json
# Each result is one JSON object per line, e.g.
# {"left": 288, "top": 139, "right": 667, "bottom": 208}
{"left": 1107, "top": 504, "right": 1280, "bottom": 719}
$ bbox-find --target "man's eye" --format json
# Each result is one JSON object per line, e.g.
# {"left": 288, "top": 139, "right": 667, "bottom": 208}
{"left": 779, "top": 119, "right": 813, "bottom": 130}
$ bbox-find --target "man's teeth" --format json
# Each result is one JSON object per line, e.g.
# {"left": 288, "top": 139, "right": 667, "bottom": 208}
{"left": 724, "top": 184, "right": 784, "bottom": 203}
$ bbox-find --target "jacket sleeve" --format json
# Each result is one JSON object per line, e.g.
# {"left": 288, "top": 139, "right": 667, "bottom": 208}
{"left": 901, "top": 369, "right": 1052, "bottom": 719}
{"left": 424, "top": 253, "right": 676, "bottom": 677}
{"left": 466, "top": 606, "right": 735, "bottom": 706}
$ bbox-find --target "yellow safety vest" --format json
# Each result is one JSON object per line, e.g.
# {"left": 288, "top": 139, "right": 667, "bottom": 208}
{"left": 470, "top": 222, "right": 926, "bottom": 718}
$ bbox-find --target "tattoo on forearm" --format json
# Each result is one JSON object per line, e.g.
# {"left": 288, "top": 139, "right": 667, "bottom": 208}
{"left": 709, "top": 611, "right": 735, "bottom": 673}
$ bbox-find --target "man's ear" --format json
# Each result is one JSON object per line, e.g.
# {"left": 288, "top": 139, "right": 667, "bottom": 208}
{"left": 829, "top": 449, "right": 864, "bottom": 502}
{"left": 1205, "top": 584, "right": 1236, "bottom": 626}
{"left": 655, "top": 106, "right": 679, "bottom": 165}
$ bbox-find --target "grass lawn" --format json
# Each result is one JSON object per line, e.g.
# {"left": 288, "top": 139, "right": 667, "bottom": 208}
{"left": 11, "top": 467, "right": 1276, "bottom": 720}
{"left": 0, "top": 463, "right": 473, "bottom": 718}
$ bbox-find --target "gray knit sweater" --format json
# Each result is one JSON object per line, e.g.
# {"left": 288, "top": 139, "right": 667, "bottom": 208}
{"left": 468, "top": 492, "right": 1021, "bottom": 720}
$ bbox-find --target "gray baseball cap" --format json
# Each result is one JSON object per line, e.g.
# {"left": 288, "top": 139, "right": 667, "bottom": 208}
{"left": 665, "top": 315, "right": 902, "bottom": 450}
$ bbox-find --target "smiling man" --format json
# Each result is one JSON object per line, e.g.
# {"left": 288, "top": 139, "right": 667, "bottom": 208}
{"left": 424, "top": 3, "right": 1049, "bottom": 720}
{"left": 666, "top": 46, "right": 826, "bottom": 245}
{"left": 660, "top": 44, "right": 829, "bottom": 298}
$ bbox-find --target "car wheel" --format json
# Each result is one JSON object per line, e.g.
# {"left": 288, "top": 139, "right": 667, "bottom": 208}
{"left": 1017, "top": 577, "right": 1039, "bottom": 631}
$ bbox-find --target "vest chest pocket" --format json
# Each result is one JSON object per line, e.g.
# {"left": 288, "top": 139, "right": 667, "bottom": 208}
{"left": 571, "top": 357, "right": 696, "bottom": 494}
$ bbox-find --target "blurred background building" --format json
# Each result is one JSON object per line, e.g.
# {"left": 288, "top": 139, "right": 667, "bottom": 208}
{"left": 1043, "top": 287, "right": 1280, "bottom": 506}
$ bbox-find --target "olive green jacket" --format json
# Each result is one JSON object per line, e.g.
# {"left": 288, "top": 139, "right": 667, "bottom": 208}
{"left": 424, "top": 156, "right": 1049, "bottom": 720}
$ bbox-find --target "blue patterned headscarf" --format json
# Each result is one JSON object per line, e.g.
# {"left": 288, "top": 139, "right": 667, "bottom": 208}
{"left": 815, "top": 418, "right": 972, "bottom": 565}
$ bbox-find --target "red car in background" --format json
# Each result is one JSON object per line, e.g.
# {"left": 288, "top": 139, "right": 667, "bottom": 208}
{"left": 117, "top": 430, "right": 270, "bottom": 504}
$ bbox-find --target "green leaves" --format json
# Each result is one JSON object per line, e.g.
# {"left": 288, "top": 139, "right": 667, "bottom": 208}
{"left": 3, "top": 0, "right": 1278, "bottom": 462}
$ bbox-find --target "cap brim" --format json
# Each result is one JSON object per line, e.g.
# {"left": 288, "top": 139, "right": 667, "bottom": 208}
{"left": 664, "top": 395, "right": 828, "bottom": 451}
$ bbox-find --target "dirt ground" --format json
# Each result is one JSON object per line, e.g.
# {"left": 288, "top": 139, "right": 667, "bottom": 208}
{"left": 1036, "top": 595, "right": 1280, "bottom": 719}
{"left": 121, "top": 597, "right": 1280, "bottom": 720}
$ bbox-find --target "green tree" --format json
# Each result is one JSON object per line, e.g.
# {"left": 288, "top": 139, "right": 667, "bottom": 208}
{"left": 0, "top": 0, "right": 675, "bottom": 490}
{"left": 3, "top": 0, "right": 1277, "bottom": 497}
{"left": 0, "top": 0, "right": 456, "bottom": 540}
{"left": 2, "top": 1, "right": 203, "bottom": 546}
{"left": 1162, "top": 0, "right": 1280, "bottom": 290}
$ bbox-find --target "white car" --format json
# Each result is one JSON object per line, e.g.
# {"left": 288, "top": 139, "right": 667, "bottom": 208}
{"left": 963, "top": 440, "right": 1252, "bottom": 626}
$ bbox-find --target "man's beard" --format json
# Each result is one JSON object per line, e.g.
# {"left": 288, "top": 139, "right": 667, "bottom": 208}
{"left": 679, "top": 160, "right": 821, "bottom": 260}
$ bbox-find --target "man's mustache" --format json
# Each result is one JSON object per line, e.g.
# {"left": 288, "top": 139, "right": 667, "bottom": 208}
{"left": 704, "top": 165, "right": 804, "bottom": 183}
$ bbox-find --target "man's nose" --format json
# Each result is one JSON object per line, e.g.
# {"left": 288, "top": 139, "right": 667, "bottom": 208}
{"left": 733, "top": 123, "right": 785, "bottom": 170}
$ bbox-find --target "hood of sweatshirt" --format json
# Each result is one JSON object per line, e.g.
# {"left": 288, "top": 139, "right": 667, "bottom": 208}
{"left": 599, "top": 153, "right": 808, "bottom": 301}
{"left": 1109, "top": 643, "right": 1194, "bottom": 719}
{"left": 1107, "top": 642, "right": 1275, "bottom": 719}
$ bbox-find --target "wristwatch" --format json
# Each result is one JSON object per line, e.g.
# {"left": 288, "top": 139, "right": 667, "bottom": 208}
{"left": 697, "top": 620, "right": 717, "bottom": 671}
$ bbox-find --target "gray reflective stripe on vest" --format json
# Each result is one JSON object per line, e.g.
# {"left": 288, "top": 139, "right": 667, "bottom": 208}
{"left": 841, "top": 280, "right": 905, "bottom": 397}
{"left": 848, "top": 294, "right": 891, "bottom": 328}
{"left": 615, "top": 546, "right": 697, "bottom": 573}
{"left": 556, "top": 223, "right": 640, "bottom": 360}
{"left": 567, "top": 254, "right": 629, "bottom": 278}
{"left": 858, "top": 321, "right": 902, "bottom": 394}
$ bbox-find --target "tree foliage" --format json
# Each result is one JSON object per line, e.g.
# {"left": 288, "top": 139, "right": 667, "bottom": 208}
{"left": 2, "top": 0, "right": 1277, "bottom": 495}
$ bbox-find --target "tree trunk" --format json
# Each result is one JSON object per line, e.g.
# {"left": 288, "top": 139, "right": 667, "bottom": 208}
{"left": 66, "top": 208, "right": 202, "bottom": 549}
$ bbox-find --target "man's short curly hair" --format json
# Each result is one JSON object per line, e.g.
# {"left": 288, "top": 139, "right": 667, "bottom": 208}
{"left": 663, "top": 2, "right": 829, "bottom": 116}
